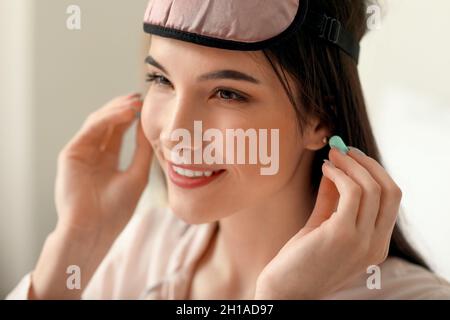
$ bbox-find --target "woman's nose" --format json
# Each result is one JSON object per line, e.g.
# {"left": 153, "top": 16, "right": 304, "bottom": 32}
{"left": 159, "top": 95, "right": 203, "bottom": 152}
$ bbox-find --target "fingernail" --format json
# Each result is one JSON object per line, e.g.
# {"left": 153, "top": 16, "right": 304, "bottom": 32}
{"left": 131, "top": 100, "right": 143, "bottom": 107}
{"left": 329, "top": 135, "right": 349, "bottom": 155}
{"left": 349, "top": 146, "right": 365, "bottom": 156}
{"left": 323, "top": 159, "right": 335, "bottom": 168}
{"left": 127, "top": 92, "right": 141, "bottom": 99}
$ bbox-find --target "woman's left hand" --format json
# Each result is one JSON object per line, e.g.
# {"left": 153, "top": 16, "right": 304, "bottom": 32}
{"left": 254, "top": 146, "right": 402, "bottom": 299}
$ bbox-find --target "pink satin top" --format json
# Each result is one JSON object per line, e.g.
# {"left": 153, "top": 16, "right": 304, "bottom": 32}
{"left": 6, "top": 207, "right": 450, "bottom": 299}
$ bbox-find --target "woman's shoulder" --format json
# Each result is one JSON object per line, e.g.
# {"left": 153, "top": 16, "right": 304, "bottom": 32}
{"left": 328, "top": 257, "right": 450, "bottom": 300}
{"left": 83, "top": 206, "right": 191, "bottom": 299}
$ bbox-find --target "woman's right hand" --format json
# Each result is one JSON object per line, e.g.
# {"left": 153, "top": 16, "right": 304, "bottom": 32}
{"left": 54, "top": 93, "right": 153, "bottom": 237}
{"left": 30, "top": 93, "right": 153, "bottom": 299}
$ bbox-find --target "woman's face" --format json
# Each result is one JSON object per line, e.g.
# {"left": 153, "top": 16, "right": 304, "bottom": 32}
{"left": 141, "top": 35, "right": 307, "bottom": 224}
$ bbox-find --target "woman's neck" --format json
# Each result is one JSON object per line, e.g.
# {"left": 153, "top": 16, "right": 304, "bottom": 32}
{"left": 209, "top": 152, "right": 315, "bottom": 297}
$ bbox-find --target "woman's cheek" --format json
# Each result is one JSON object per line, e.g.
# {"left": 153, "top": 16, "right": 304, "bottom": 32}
{"left": 141, "top": 93, "right": 165, "bottom": 145}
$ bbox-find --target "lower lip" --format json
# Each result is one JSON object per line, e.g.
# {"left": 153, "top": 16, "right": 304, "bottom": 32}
{"left": 168, "top": 164, "right": 225, "bottom": 189}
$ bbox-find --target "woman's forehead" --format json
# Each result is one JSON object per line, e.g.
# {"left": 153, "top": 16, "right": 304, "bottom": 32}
{"left": 148, "top": 36, "right": 276, "bottom": 81}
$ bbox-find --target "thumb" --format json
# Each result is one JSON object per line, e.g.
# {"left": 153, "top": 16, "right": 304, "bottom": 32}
{"left": 302, "top": 174, "right": 339, "bottom": 233}
{"left": 127, "top": 119, "right": 153, "bottom": 182}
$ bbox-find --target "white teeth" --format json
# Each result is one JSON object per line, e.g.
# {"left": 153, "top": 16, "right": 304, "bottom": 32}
{"left": 173, "top": 166, "right": 185, "bottom": 176}
{"left": 185, "top": 169, "right": 194, "bottom": 177}
{"left": 173, "top": 165, "right": 218, "bottom": 178}
{"left": 194, "top": 171, "right": 203, "bottom": 177}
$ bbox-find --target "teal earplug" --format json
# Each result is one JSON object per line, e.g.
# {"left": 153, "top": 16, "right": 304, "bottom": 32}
{"left": 329, "top": 135, "right": 349, "bottom": 154}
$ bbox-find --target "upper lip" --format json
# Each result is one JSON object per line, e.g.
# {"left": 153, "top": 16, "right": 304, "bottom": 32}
{"left": 168, "top": 161, "right": 225, "bottom": 172}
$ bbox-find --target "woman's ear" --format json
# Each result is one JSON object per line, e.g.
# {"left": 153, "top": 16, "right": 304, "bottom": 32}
{"left": 303, "top": 116, "right": 330, "bottom": 151}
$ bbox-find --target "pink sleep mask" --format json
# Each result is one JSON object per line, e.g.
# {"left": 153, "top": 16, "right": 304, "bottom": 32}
{"left": 143, "top": 0, "right": 360, "bottom": 63}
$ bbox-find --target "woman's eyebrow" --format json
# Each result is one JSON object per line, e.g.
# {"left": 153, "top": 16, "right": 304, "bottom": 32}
{"left": 145, "top": 55, "right": 261, "bottom": 85}
{"left": 145, "top": 55, "right": 169, "bottom": 74}
{"left": 198, "top": 70, "right": 261, "bottom": 84}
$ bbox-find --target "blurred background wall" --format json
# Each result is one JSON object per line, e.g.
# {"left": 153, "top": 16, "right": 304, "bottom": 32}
{"left": 0, "top": 0, "right": 151, "bottom": 297}
{"left": 1, "top": 0, "right": 449, "bottom": 297}
{"left": 359, "top": 0, "right": 450, "bottom": 281}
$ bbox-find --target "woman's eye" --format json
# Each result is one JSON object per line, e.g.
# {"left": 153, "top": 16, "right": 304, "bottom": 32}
{"left": 216, "top": 89, "right": 247, "bottom": 103}
{"left": 146, "top": 73, "right": 171, "bottom": 86}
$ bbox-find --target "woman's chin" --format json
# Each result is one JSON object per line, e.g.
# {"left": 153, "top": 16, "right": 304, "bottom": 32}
{"left": 169, "top": 202, "right": 222, "bottom": 225}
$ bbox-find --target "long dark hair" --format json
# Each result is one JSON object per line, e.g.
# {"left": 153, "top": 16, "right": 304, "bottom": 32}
{"left": 262, "top": 0, "right": 429, "bottom": 268}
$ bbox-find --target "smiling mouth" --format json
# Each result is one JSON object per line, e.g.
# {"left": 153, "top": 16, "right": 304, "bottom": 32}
{"left": 167, "top": 163, "right": 226, "bottom": 189}
{"left": 172, "top": 165, "right": 222, "bottom": 178}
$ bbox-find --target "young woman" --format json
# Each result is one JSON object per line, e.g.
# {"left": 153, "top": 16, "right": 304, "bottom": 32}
{"left": 7, "top": 0, "right": 450, "bottom": 299}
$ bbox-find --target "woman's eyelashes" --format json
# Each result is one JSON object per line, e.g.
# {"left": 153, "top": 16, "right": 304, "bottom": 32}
{"left": 146, "top": 72, "right": 172, "bottom": 86}
{"left": 214, "top": 88, "right": 248, "bottom": 103}
{"left": 145, "top": 72, "right": 249, "bottom": 104}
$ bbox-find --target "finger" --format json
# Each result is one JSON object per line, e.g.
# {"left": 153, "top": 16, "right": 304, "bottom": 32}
{"left": 94, "top": 95, "right": 142, "bottom": 116}
{"left": 329, "top": 148, "right": 381, "bottom": 230}
{"left": 98, "top": 94, "right": 142, "bottom": 115}
{"left": 101, "top": 122, "right": 133, "bottom": 154}
{"left": 382, "top": 222, "right": 396, "bottom": 260}
{"left": 127, "top": 119, "right": 153, "bottom": 183}
{"left": 304, "top": 175, "right": 339, "bottom": 231}
{"left": 322, "top": 160, "right": 362, "bottom": 226}
{"left": 125, "top": 92, "right": 142, "bottom": 100}
{"left": 97, "top": 121, "right": 135, "bottom": 169}
{"left": 347, "top": 147, "right": 402, "bottom": 232}
{"left": 115, "top": 92, "right": 141, "bottom": 101}
{"left": 70, "top": 99, "right": 143, "bottom": 150}
{"left": 100, "top": 99, "right": 144, "bottom": 168}
{"left": 102, "top": 100, "right": 143, "bottom": 154}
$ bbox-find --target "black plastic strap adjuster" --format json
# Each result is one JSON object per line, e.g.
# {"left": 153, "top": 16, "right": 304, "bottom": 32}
{"left": 319, "top": 15, "right": 342, "bottom": 44}
{"left": 302, "top": 8, "right": 361, "bottom": 63}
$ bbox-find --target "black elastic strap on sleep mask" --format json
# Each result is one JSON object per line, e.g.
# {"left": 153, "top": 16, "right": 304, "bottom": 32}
{"left": 303, "top": 10, "right": 361, "bottom": 63}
